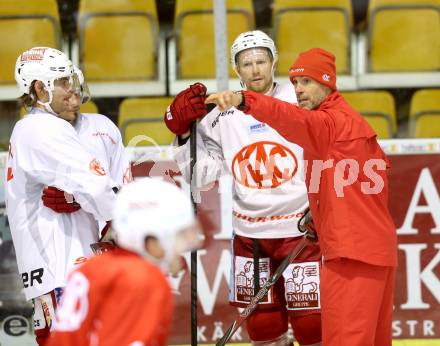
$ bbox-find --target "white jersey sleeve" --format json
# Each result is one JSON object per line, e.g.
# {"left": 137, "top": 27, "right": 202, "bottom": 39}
{"left": 74, "top": 113, "right": 131, "bottom": 233}
{"left": 7, "top": 113, "right": 115, "bottom": 220}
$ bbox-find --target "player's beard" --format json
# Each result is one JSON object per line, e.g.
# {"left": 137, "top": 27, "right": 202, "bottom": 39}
{"left": 247, "top": 77, "right": 273, "bottom": 94}
{"left": 298, "top": 98, "right": 314, "bottom": 110}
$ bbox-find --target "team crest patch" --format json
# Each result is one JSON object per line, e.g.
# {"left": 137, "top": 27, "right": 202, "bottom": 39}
{"left": 283, "top": 261, "right": 320, "bottom": 310}
{"left": 233, "top": 256, "right": 272, "bottom": 304}
{"left": 89, "top": 158, "right": 106, "bottom": 176}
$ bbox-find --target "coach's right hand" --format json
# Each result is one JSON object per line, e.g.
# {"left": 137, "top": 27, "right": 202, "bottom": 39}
{"left": 164, "top": 83, "right": 208, "bottom": 136}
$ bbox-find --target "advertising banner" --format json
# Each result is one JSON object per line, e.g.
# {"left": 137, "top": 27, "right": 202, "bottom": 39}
{"left": 128, "top": 140, "right": 440, "bottom": 344}
{"left": 0, "top": 139, "right": 439, "bottom": 344}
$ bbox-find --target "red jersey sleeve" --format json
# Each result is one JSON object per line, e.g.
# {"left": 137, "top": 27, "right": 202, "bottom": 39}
{"left": 242, "top": 90, "right": 336, "bottom": 157}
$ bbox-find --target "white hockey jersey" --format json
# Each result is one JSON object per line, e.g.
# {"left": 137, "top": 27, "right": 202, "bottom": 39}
{"left": 174, "top": 83, "right": 309, "bottom": 239}
{"left": 5, "top": 109, "right": 122, "bottom": 300}
{"left": 74, "top": 112, "right": 132, "bottom": 188}
{"left": 74, "top": 112, "right": 132, "bottom": 232}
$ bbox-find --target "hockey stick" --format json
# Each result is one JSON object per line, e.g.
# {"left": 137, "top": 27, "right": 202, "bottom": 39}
{"left": 189, "top": 121, "right": 198, "bottom": 346}
{"left": 90, "top": 240, "right": 116, "bottom": 255}
{"left": 216, "top": 235, "right": 310, "bottom": 346}
{"left": 90, "top": 221, "right": 117, "bottom": 255}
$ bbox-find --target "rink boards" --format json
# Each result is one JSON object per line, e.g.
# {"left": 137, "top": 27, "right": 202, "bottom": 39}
{"left": 0, "top": 138, "right": 439, "bottom": 344}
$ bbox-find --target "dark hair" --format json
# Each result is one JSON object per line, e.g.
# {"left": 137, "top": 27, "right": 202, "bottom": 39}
{"left": 144, "top": 235, "right": 157, "bottom": 242}
{"left": 18, "top": 80, "right": 38, "bottom": 109}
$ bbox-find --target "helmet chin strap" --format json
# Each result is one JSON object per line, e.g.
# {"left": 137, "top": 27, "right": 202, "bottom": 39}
{"left": 36, "top": 84, "right": 58, "bottom": 116}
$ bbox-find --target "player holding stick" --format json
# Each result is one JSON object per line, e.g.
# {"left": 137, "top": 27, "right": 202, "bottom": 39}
{"left": 165, "top": 31, "right": 322, "bottom": 346}
{"left": 205, "top": 48, "right": 397, "bottom": 346}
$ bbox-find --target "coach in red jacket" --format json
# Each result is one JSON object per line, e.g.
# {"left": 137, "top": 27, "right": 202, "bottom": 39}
{"left": 206, "top": 48, "right": 397, "bottom": 346}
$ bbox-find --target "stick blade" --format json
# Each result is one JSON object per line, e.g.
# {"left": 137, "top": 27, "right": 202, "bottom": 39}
{"left": 215, "top": 321, "right": 236, "bottom": 346}
{"left": 90, "top": 241, "right": 116, "bottom": 255}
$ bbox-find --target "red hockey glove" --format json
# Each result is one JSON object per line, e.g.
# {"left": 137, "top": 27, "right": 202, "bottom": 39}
{"left": 298, "top": 208, "right": 318, "bottom": 241}
{"left": 42, "top": 186, "right": 81, "bottom": 213}
{"left": 164, "top": 83, "right": 208, "bottom": 135}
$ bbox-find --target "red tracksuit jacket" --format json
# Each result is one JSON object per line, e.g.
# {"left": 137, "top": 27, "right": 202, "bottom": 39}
{"left": 241, "top": 90, "right": 397, "bottom": 267}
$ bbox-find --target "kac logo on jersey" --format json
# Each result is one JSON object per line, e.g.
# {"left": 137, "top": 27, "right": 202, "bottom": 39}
{"left": 231, "top": 141, "right": 298, "bottom": 189}
{"left": 89, "top": 158, "right": 106, "bottom": 176}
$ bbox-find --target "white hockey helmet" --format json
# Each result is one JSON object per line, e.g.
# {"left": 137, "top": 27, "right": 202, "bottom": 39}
{"left": 113, "top": 178, "right": 200, "bottom": 271}
{"left": 73, "top": 65, "right": 91, "bottom": 104}
{"left": 15, "top": 47, "right": 74, "bottom": 95}
{"left": 230, "top": 30, "right": 278, "bottom": 70}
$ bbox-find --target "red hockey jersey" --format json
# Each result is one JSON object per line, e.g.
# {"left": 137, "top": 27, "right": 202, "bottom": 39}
{"left": 48, "top": 248, "right": 173, "bottom": 346}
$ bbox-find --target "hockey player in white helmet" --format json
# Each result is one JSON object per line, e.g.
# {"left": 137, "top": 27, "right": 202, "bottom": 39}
{"left": 164, "top": 31, "right": 323, "bottom": 346}
{"left": 48, "top": 178, "right": 203, "bottom": 345}
{"left": 230, "top": 30, "right": 279, "bottom": 90}
{"left": 5, "top": 47, "right": 118, "bottom": 345}
{"left": 15, "top": 47, "right": 80, "bottom": 116}
{"left": 41, "top": 65, "right": 132, "bottom": 239}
